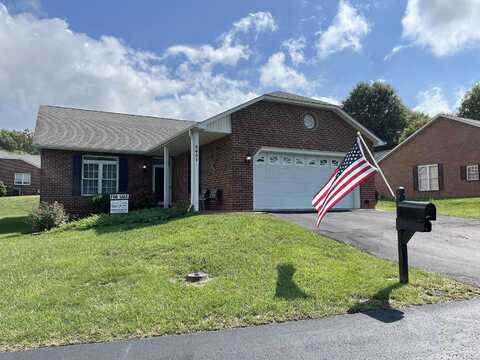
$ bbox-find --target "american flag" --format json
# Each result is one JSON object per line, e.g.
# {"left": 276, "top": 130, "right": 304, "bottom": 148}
{"left": 312, "top": 137, "right": 378, "bottom": 226}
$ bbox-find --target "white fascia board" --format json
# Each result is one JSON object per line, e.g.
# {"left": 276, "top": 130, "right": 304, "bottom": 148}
{"left": 255, "top": 146, "right": 346, "bottom": 157}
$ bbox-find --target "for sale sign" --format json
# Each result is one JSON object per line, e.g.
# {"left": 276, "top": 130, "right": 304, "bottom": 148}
{"left": 110, "top": 194, "right": 129, "bottom": 214}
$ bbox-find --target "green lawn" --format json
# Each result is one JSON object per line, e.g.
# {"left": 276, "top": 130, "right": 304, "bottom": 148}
{"left": 0, "top": 196, "right": 38, "bottom": 239}
{"left": 0, "top": 197, "right": 478, "bottom": 351}
{"left": 377, "top": 197, "right": 480, "bottom": 219}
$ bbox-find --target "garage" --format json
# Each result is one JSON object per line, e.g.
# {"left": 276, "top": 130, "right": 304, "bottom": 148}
{"left": 253, "top": 148, "right": 360, "bottom": 211}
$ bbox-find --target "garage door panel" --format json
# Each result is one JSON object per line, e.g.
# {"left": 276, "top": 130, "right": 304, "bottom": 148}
{"left": 253, "top": 151, "right": 357, "bottom": 211}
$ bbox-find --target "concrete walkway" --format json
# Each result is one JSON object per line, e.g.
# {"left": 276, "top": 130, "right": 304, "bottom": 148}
{"left": 275, "top": 210, "right": 480, "bottom": 286}
{"left": 3, "top": 299, "right": 480, "bottom": 359}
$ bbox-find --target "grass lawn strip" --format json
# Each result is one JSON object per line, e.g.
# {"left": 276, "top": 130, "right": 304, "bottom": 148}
{"left": 377, "top": 197, "right": 480, "bottom": 219}
{"left": 0, "top": 196, "right": 478, "bottom": 351}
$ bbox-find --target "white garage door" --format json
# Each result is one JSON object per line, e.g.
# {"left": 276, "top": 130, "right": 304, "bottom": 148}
{"left": 253, "top": 150, "right": 360, "bottom": 211}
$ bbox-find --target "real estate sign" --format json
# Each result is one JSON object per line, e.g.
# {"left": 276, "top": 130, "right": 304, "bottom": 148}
{"left": 110, "top": 194, "right": 129, "bottom": 214}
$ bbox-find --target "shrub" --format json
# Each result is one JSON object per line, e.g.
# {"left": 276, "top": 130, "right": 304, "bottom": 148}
{"left": 0, "top": 181, "right": 7, "bottom": 196}
{"left": 132, "top": 190, "right": 155, "bottom": 210}
{"left": 61, "top": 207, "right": 190, "bottom": 232}
{"left": 89, "top": 194, "right": 110, "bottom": 214}
{"left": 29, "top": 202, "right": 69, "bottom": 232}
{"left": 172, "top": 200, "right": 191, "bottom": 214}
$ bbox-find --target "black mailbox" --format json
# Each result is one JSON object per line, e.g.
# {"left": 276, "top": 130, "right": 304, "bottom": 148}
{"left": 395, "top": 187, "right": 437, "bottom": 284}
{"left": 397, "top": 201, "right": 436, "bottom": 232}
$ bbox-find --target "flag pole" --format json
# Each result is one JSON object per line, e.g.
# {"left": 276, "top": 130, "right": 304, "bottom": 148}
{"left": 357, "top": 131, "right": 396, "bottom": 199}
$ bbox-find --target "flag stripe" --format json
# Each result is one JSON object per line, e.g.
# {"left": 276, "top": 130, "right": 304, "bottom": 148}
{"left": 314, "top": 159, "right": 367, "bottom": 210}
{"left": 315, "top": 167, "right": 377, "bottom": 225}
{"left": 312, "top": 158, "right": 365, "bottom": 209}
{"left": 311, "top": 136, "right": 378, "bottom": 227}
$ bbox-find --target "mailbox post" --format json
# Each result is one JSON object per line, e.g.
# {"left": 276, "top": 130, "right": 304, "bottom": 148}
{"left": 395, "top": 187, "right": 436, "bottom": 284}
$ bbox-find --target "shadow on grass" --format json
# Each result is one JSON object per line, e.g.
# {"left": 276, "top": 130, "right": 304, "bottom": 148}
{"left": 0, "top": 216, "right": 30, "bottom": 236}
{"left": 275, "top": 263, "right": 310, "bottom": 300}
{"left": 348, "top": 282, "right": 405, "bottom": 323}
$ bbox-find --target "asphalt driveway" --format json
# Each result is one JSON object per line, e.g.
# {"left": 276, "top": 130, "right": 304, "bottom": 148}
{"left": 274, "top": 210, "right": 480, "bottom": 286}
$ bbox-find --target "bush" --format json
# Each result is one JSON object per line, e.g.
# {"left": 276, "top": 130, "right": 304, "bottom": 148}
{"left": 131, "top": 190, "right": 155, "bottom": 210}
{"left": 172, "top": 200, "right": 191, "bottom": 213}
{"left": 29, "top": 202, "right": 69, "bottom": 232}
{"left": 61, "top": 207, "right": 190, "bottom": 232}
{"left": 89, "top": 194, "right": 110, "bottom": 214}
{"left": 0, "top": 181, "right": 7, "bottom": 196}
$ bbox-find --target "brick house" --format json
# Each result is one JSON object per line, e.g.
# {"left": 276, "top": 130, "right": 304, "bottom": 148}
{"left": 33, "top": 92, "right": 383, "bottom": 215}
{"left": 376, "top": 114, "right": 480, "bottom": 199}
{"left": 0, "top": 150, "right": 41, "bottom": 195}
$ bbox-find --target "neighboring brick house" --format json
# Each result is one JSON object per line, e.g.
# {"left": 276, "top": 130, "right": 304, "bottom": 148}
{"left": 0, "top": 150, "right": 41, "bottom": 195}
{"left": 33, "top": 92, "right": 383, "bottom": 215}
{"left": 376, "top": 114, "right": 480, "bottom": 199}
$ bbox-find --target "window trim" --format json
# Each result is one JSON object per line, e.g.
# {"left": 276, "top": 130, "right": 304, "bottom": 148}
{"left": 303, "top": 113, "right": 317, "bottom": 129}
{"left": 417, "top": 164, "right": 439, "bottom": 192}
{"left": 466, "top": 164, "right": 479, "bottom": 182}
{"left": 14, "top": 172, "right": 31, "bottom": 186}
{"left": 81, "top": 155, "right": 119, "bottom": 196}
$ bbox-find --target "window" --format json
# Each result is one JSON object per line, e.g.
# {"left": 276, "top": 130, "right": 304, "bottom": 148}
{"left": 331, "top": 159, "right": 339, "bottom": 167}
{"left": 319, "top": 159, "right": 328, "bottom": 167}
{"left": 14, "top": 173, "right": 31, "bottom": 185}
{"left": 295, "top": 157, "right": 305, "bottom": 166}
{"left": 418, "top": 164, "right": 439, "bottom": 191}
{"left": 82, "top": 156, "right": 118, "bottom": 196}
{"left": 307, "top": 158, "right": 317, "bottom": 166}
{"left": 303, "top": 114, "right": 316, "bottom": 129}
{"left": 255, "top": 154, "right": 265, "bottom": 163}
{"left": 467, "top": 165, "right": 479, "bottom": 181}
{"left": 268, "top": 154, "right": 280, "bottom": 165}
{"left": 282, "top": 155, "right": 293, "bottom": 165}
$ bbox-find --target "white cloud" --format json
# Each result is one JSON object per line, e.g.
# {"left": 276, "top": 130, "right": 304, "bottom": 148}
{"left": 316, "top": 0, "right": 370, "bottom": 59}
{"left": 166, "top": 11, "right": 277, "bottom": 66}
{"left": 383, "top": 44, "right": 411, "bottom": 61}
{"left": 281, "top": 37, "right": 306, "bottom": 65}
{"left": 259, "top": 52, "right": 308, "bottom": 91}
{"left": 414, "top": 86, "right": 451, "bottom": 116}
{"left": 402, "top": 0, "right": 480, "bottom": 56}
{"left": 0, "top": 6, "right": 277, "bottom": 129}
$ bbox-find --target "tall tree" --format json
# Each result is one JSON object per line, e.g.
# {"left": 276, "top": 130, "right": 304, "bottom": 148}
{"left": 399, "top": 111, "right": 431, "bottom": 142}
{"left": 342, "top": 81, "right": 408, "bottom": 145}
{"left": 0, "top": 129, "right": 38, "bottom": 154}
{"left": 458, "top": 83, "right": 480, "bottom": 120}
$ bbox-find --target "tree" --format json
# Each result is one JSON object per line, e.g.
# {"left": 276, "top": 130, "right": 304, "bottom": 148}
{"left": 399, "top": 111, "right": 431, "bottom": 142}
{"left": 0, "top": 129, "right": 38, "bottom": 154}
{"left": 342, "top": 81, "right": 408, "bottom": 145}
{"left": 458, "top": 83, "right": 480, "bottom": 120}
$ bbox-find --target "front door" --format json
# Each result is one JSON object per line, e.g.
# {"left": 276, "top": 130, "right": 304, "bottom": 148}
{"left": 154, "top": 166, "right": 164, "bottom": 202}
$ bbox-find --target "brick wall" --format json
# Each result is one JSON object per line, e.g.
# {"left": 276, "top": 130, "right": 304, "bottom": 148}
{"left": 376, "top": 116, "right": 480, "bottom": 199}
{"left": 199, "top": 136, "right": 233, "bottom": 210}
{"left": 171, "top": 152, "right": 190, "bottom": 203}
{"left": 40, "top": 149, "right": 152, "bottom": 215}
{"left": 0, "top": 159, "right": 40, "bottom": 195}
{"left": 196, "top": 100, "right": 376, "bottom": 210}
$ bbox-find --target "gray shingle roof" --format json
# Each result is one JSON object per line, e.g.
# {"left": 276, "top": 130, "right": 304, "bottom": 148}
{"left": 33, "top": 106, "right": 195, "bottom": 154}
{"left": 266, "top": 91, "right": 333, "bottom": 107}
{"left": 0, "top": 149, "right": 41, "bottom": 168}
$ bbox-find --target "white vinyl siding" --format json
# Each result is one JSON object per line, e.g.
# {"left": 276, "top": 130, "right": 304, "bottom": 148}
{"left": 418, "top": 164, "right": 439, "bottom": 191}
{"left": 466, "top": 165, "right": 479, "bottom": 181}
{"left": 14, "top": 173, "right": 31, "bottom": 185}
{"left": 81, "top": 156, "right": 119, "bottom": 196}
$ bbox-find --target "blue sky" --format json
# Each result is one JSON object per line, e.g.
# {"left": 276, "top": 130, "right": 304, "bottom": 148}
{"left": 1, "top": 0, "right": 480, "bottom": 130}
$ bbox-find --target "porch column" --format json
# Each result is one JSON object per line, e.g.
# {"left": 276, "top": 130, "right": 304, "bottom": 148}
{"left": 163, "top": 146, "right": 170, "bottom": 208}
{"left": 189, "top": 128, "right": 200, "bottom": 211}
